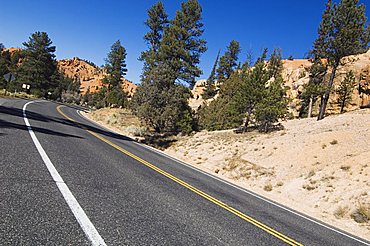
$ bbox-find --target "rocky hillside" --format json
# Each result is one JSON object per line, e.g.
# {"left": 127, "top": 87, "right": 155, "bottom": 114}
{"left": 190, "top": 50, "right": 370, "bottom": 116}
{"left": 57, "top": 57, "right": 137, "bottom": 97}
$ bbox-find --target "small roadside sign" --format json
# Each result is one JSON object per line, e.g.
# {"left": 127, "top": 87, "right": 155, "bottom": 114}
{"left": 4, "top": 73, "right": 15, "bottom": 82}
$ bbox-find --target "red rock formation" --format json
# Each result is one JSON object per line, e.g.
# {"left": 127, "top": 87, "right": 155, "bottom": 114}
{"left": 57, "top": 57, "right": 137, "bottom": 97}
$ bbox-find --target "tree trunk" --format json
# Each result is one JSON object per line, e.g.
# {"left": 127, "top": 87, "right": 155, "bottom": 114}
{"left": 340, "top": 91, "right": 347, "bottom": 114}
{"left": 317, "top": 62, "right": 338, "bottom": 121}
{"left": 308, "top": 95, "right": 313, "bottom": 118}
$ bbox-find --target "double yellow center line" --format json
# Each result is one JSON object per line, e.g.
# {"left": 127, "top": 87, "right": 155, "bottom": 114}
{"left": 56, "top": 105, "right": 303, "bottom": 246}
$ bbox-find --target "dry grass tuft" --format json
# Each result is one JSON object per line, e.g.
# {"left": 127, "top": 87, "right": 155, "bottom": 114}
{"left": 334, "top": 206, "right": 349, "bottom": 219}
{"left": 330, "top": 139, "right": 338, "bottom": 145}
{"left": 307, "top": 169, "right": 316, "bottom": 178}
{"left": 351, "top": 204, "right": 370, "bottom": 223}
{"left": 264, "top": 183, "right": 273, "bottom": 192}
{"left": 340, "top": 165, "right": 351, "bottom": 171}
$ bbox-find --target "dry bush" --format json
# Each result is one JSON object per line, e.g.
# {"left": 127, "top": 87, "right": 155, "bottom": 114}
{"left": 264, "top": 183, "right": 273, "bottom": 192}
{"left": 351, "top": 204, "right": 370, "bottom": 223}
{"left": 303, "top": 184, "right": 317, "bottom": 191}
{"left": 340, "top": 165, "right": 351, "bottom": 171}
{"left": 307, "top": 169, "right": 316, "bottom": 178}
{"left": 334, "top": 206, "right": 349, "bottom": 219}
{"left": 330, "top": 139, "right": 338, "bottom": 145}
{"left": 126, "top": 126, "right": 146, "bottom": 137}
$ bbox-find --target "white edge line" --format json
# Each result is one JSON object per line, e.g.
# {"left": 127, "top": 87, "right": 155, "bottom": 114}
{"left": 23, "top": 101, "right": 106, "bottom": 246}
{"left": 76, "top": 108, "right": 370, "bottom": 245}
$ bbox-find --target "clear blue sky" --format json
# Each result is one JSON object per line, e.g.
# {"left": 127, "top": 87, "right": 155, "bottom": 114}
{"left": 1, "top": 0, "right": 369, "bottom": 84}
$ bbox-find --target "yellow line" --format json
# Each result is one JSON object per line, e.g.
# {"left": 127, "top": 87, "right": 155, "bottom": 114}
{"left": 56, "top": 105, "right": 303, "bottom": 246}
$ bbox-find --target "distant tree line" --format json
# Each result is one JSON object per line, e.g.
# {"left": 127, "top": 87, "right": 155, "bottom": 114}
{"left": 0, "top": 32, "right": 129, "bottom": 107}
{"left": 0, "top": 32, "right": 80, "bottom": 101}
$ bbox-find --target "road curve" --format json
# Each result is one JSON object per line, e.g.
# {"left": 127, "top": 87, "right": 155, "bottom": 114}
{"left": 0, "top": 98, "right": 369, "bottom": 245}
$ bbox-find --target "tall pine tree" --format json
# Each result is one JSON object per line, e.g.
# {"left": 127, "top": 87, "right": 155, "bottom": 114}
{"left": 202, "top": 50, "right": 220, "bottom": 100}
{"left": 104, "top": 40, "right": 127, "bottom": 89}
{"left": 300, "top": 58, "right": 327, "bottom": 117}
{"left": 337, "top": 70, "right": 356, "bottom": 113}
{"left": 255, "top": 49, "right": 288, "bottom": 132}
{"left": 312, "top": 0, "right": 370, "bottom": 120}
{"left": 132, "top": 0, "right": 204, "bottom": 134}
{"left": 16, "top": 32, "right": 59, "bottom": 97}
{"left": 216, "top": 40, "right": 241, "bottom": 84}
{"left": 139, "top": 1, "right": 169, "bottom": 79}
{"left": 103, "top": 40, "right": 128, "bottom": 107}
{"left": 159, "top": 0, "right": 207, "bottom": 86}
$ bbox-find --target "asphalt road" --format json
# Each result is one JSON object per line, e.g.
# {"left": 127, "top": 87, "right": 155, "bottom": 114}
{"left": 0, "top": 98, "right": 369, "bottom": 245}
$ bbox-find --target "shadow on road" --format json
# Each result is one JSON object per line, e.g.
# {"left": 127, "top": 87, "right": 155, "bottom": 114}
{"left": 0, "top": 105, "right": 132, "bottom": 142}
{"left": 0, "top": 119, "right": 83, "bottom": 139}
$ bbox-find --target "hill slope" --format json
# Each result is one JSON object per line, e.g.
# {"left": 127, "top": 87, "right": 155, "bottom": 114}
{"left": 164, "top": 108, "right": 370, "bottom": 240}
{"left": 57, "top": 57, "right": 137, "bottom": 97}
{"left": 190, "top": 50, "right": 370, "bottom": 116}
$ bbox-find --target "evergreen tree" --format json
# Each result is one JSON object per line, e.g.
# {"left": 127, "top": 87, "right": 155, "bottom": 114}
{"left": 300, "top": 58, "right": 327, "bottom": 117}
{"left": 103, "top": 40, "right": 128, "bottom": 107}
{"left": 200, "top": 48, "right": 287, "bottom": 133}
{"left": 0, "top": 44, "right": 11, "bottom": 88}
{"left": 238, "top": 49, "right": 268, "bottom": 129}
{"left": 16, "top": 32, "right": 59, "bottom": 97}
{"left": 131, "top": 63, "right": 194, "bottom": 133}
{"left": 159, "top": 0, "right": 207, "bottom": 86}
{"left": 139, "top": 1, "right": 169, "bottom": 78}
{"left": 312, "top": 0, "right": 370, "bottom": 120}
{"left": 199, "top": 71, "right": 245, "bottom": 130}
{"left": 255, "top": 49, "right": 288, "bottom": 132}
{"left": 202, "top": 50, "right": 220, "bottom": 100}
{"left": 104, "top": 40, "right": 127, "bottom": 88}
{"left": 132, "top": 0, "right": 206, "bottom": 134}
{"left": 337, "top": 70, "right": 356, "bottom": 113}
{"left": 199, "top": 49, "right": 268, "bottom": 131}
{"left": 216, "top": 40, "right": 241, "bottom": 83}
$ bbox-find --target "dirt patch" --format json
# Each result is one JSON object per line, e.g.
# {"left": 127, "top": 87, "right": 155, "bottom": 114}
{"left": 82, "top": 108, "right": 145, "bottom": 140}
{"left": 164, "top": 109, "right": 370, "bottom": 240}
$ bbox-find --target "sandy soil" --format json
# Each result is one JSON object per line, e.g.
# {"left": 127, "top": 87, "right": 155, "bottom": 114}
{"left": 84, "top": 108, "right": 370, "bottom": 240}
{"left": 82, "top": 108, "right": 145, "bottom": 139}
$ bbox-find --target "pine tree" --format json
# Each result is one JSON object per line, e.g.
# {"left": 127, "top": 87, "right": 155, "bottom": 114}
{"left": 199, "top": 49, "right": 268, "bottom": 131}
{"left": 255, "top": 49, "right": 288, "bottom": 132}
{"left": 104, "top": 40, "right": 127, "bottom": 88}
{"left": 139, "top": 1, "right": 169, "bottom": 78}
{"left": 132, "top": 0, "right": 206, "bottom": 134}
{"left": 337, "top": 70, "right": 356, "bottom": 113}
{"left": 300, "top": 57, "right": 327, "bottom": 117}
{"left": 312, "top": 0, "right": 370, "bottom": 120}
{"left": 202, "top": 50, "right": 220, "bottom": 100}
{"left": 102, "top": 40, "right": 128, "bottom": 107}
{"left": 0, "top": 44, "right": 11, "bottom": 88}
{"left": 216, "top": 40, "right": 241, "bottom": 83}
{"left": 159, "top": 0, "right": 207, "bottom": 86}
{"left": 16, "top": 32, "right": 59, "bottom": 97}
{"left": 131, "top": 63, "right": 193, "bottom": 133}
